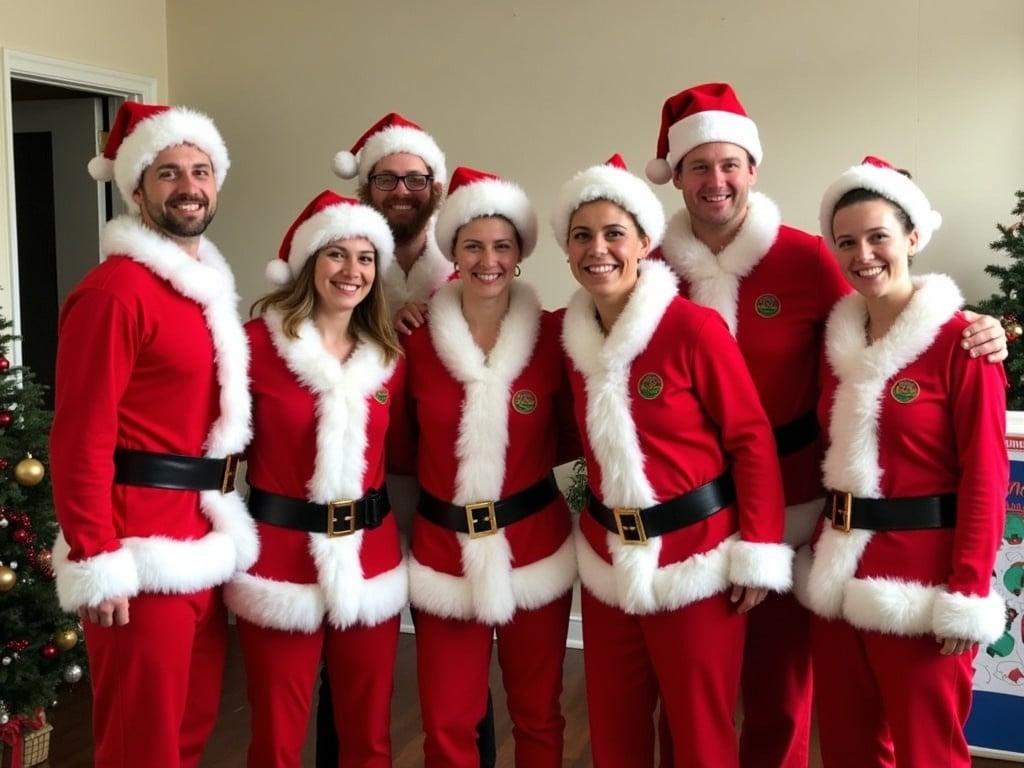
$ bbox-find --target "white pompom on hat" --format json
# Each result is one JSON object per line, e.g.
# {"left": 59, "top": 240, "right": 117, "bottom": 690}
{"left": 434, "top": 166, "right": 537, "bottom": 261}
{"left": 645, "top": 82, "right": 762, "bottom": 185}
{"left": 551, "top": 154, "right": 666, "bottom": 252}
{"left": 88, "top": 101, "right": 229, "bottom": 214}
{"left": 819, "top": 155, "right": 943, "bottom": 253}
{"left": 266, "top": 190, "right": 395, "bottom": 285}
{"left": 331, "top": 112, "right": 447, "bottom": 186}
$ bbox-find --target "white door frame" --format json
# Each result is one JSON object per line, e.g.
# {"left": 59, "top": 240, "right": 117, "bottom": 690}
{"left": 0, "top": 49, "right": 156, "bottom": 363}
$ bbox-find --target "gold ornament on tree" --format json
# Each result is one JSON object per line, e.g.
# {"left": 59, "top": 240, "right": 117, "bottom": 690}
{"left": 53, "top": 628, "right": 79, "bottom": 651}
{"left": 14, "top": 453, "right": 45, "bottom": 487}
{"left": 0, "top": 564, "right": 16, "bottom": 592}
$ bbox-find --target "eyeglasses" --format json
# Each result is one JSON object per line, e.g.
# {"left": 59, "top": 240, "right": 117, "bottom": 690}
{"left": 368, "top": 172, "right": 433, "bottom": 192}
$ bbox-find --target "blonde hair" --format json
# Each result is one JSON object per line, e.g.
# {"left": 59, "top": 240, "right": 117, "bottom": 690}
{"left": 251, "top": 247, "right": 402, "bottom": 363}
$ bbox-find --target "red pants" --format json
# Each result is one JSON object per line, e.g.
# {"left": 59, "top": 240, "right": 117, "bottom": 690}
{"left": 811, "top": 615, "right": 976, "bottom": 768}
{"left": 236, "top": 615, "right": 399, "bottom": 768}
{"left": 582, "top": 589, "right": 746, "bottom": 768}
{"left": 415, "top": 594, "right": 572, "bottom": 768}
{"left": 83, "top": 588, "right": 227, "bottom": 768}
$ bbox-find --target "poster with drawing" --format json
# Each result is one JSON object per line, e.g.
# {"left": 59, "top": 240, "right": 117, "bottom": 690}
{"left": 966, "top": 436, "right": 1024, "bottom": 760}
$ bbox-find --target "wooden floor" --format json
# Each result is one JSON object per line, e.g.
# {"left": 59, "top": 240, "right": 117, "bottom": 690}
{"left": 41, "top": 628, "right": 1014, "bottom": 767}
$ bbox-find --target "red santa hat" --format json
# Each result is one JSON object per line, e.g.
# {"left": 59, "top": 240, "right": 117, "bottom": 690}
{"left": 87, "top": 101, "right": 229, "bottom": 213}
{"left": 645, "top": 82, "right": 763, "bottom": 185}
{"left": 332, "top": 112, "right": 447, "bottom": 186}
{"left": 266, "top": 190, "right": 395, "bottom": 285}
{"left": 551, "top": 154, "right": 666, "bottom": 252}
{"left": 433, "top": 166, "right": 537, "bottom": 261}
{"left": 819, "top": 155, "right": 943, "bottom": 253}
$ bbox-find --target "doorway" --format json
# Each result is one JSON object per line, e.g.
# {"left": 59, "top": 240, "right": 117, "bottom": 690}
{"left": 0, "top": 49, "right": 157, "bottom": 379}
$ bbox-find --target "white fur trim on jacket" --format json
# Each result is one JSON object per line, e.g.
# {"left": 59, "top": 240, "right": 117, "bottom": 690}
{"left": 551, "top": 163, "right": 666, "bottom": 251}
{"left": 660, "top": 192, "right": 781, "bottom": 335}
{"left": 380, "top": 221, "right": 451, "bottom": 308}
{"left": 729, "top": 540, "right": 793, "bottom": 592}
{"left": 53, "top": 217, "right": 258, "bottom": 610}
{"left": 806, "top": 274, "right": 976, "bottom": 637}
{"left": 434, "top": 179, "right": 538, "bottom": 261}
{"left": 227, "top": 312, "right": 405, "bottom": 631}
{"left": 286, "top": 202, "right": 395, "bottom": 279}
{"left": 563, "top": 259, "right": 733, "bottom": 614}
{"left": 106, "top": 108, "right": 229, "bottom": 213}
{"left": 409, "top": 281, "right": 574, "bottom": 623}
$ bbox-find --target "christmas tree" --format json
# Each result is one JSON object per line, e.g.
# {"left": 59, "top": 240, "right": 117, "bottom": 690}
{"left": 0, "top": 315, "right": 86, "bottom": 756}
{"left": 973, "top": 189, "right": 1024, "bottom": 409}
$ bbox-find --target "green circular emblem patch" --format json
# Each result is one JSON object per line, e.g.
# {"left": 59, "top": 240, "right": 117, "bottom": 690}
{"left": 754, "top": 293, "right": 781, "bottom": 319}
{"left": 512, "top": 389, "right": 538, "bottom": 415}
{"left": 637, "top": 373, "right": 664, "bottom": 400}
{"left": 890, "top": 379, "right": 920, "bottom": 404}
{"left": 374, "top": 389, "right": 389, "bottom": 405}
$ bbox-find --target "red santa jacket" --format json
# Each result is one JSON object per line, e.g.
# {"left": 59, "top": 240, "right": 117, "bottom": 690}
{"left": 380, "top": 220, "right": 452, "bottom": 308}
{"left": 223, "top": 312, "right": 407, "bottom": 632}
{"left": 398, "top": 280, "right": 578, "bottom": 625}
{"left": 50, "top": 216, "right": 256, "bottom": 611}
{"left": 563, "top": 259, "right": 790, "bottom": 616}
{"left": 656, "top": 192, "right": 851, "bottom": 545}
{"left": 797, "top": 274, "right": 1007, "bottom": 644}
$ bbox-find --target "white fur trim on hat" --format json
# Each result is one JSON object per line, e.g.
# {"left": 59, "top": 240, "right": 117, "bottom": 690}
{"left": 551, "top": 164, "right": 666, "bottom": 252}
{"left": 819, "top": 164, "right": 942, "bottom": 253}
{"left": 88, "top": 154, "right": 114, "bottom": 183}
{"left": 112, "top": 107, "right": 229, "bottom": 214}
{"left": 434, "top": 179, "right": 537, "bottom": 261}
{"left": 280, "top": 204, "right": 395, "bottom": 283}
{"left": 650, "top": 110, "right": 763, "bottom": 185}
{"left": 338, "top": 125, "right": 448, "bottom": 186}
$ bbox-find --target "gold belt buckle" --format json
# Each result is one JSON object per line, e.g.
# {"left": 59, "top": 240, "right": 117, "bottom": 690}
{"left": 220, "top": 454, "right": 240, "bottom": 494}
{"left": 614, "top": 507, "right": 647, "bottom": 545}
{"left": 830, "top": 492, "right": 853, "bottom": 532}
{"left": 465, "top": 501, "right": 497, "bottom": 538}
{"left": 326, "top": 500, "right": 357, "bottom": 537}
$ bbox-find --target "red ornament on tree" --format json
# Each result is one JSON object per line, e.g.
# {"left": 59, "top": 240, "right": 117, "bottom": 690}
{"left": 0, "top": 411, "right": 11, "bottom": 428}
{"left": 40, "top": 643, "right": 58, "bottom": 659}
{"left": 0, "top": 356, "right": 9, "bottom": 371}
{"left": 11, "top": 528, "right": 31, "bottom": 544}
{"left": 0, "top": 458, "right": 9, "bottom": 471}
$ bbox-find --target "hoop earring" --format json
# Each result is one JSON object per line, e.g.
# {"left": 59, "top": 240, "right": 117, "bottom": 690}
{"left": 514, "top": 264, "right": 522, "bottom": 278}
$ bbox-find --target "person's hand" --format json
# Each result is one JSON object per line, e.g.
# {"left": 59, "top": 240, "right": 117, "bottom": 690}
{"left": 730, "top": 584, "right": 768, "bottom": 613}
{"left": 937, "top": 635, "right": 974, "bottom": 655}
{"left": 394, "top": 302, "right": 429, "bottom": 336}
{"left": 79, "top": 596, "right": 130, "bottom": 627}
{"left": 961, "top": 310, "right": 1008, "bottom": 363}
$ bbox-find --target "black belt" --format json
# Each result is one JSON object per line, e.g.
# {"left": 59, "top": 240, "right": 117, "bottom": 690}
{"left": 247, "top": 486, "right": 390, "bottom": 537}
{"left": 824, "top": 490, "right": 957, "bottom": 532}
{"left": 773, "top": 410, "right": 819, "bottom": 457}
{"left": 113, "top": 448, "right": 240, "bottom": 494}
{"left": 587, "top": 474, "right": 735, "bottom": 545}
{"left": 417, "top": 474, "right": 559, "bottom": 538}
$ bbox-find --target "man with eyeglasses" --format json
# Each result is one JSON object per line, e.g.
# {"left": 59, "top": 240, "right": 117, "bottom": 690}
{"left": 332, "top": 112, "right": 452, "bottom": 334}
{"left": 321, "top": 113, "right": 497, "bottom": 768}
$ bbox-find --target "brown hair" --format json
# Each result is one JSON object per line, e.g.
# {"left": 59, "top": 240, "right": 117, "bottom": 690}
{"left": 569, "top": 199, "right": 648, "bottom": 239}
{"left": 454, "top": 214, "right": 523, "bottom": 253}
{"left": 251, "top": 246, "right": 402, "bottom": 363}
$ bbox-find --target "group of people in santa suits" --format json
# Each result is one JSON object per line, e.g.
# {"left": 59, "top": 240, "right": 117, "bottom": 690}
{"left": 48, "top": 79, "right": 1009, "bottom": 768}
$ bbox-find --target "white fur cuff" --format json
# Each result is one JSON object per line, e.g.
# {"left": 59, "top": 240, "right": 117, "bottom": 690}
{"left": 932, "top": 589, "right": 1007, "bottom": 645}
{"left": 728, "top": 540, "right": 794, "bottom": 592}
{"left": 53, "top": 536, "right": 141, "bottom": 612}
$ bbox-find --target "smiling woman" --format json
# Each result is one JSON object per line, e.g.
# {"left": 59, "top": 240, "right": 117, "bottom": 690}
{"left": 552, "top": 154, "right": 791, "bottom": 767}
{"left": 226, "top": 189, "right": 407, "bottom": 767}
{"left": 802, "top": 156, "right": 1009, "bottom": 767}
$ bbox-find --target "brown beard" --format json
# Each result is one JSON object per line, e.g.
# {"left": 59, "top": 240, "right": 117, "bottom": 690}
{"left": 358, "top": 182, "right": 442, "bottom": 246}
{"left": 139, "top": 190, "right": 215, "bottom": 238}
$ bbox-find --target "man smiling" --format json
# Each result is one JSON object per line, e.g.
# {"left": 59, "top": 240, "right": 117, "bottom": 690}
{"left": 50, "top": 101, "right": 255, "bottom": 768}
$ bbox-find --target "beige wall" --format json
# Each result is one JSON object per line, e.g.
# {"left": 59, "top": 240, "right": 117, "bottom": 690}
{"left": 0, "top": 0, "right": 168, "bottom": 317}
{"left": 167, "top": 0, "right": 1024, "bottom": 311}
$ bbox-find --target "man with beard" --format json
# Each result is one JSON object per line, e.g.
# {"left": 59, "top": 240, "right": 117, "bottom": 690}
{"left": 644, "top": 82, "right": 1006, "bottom": 768}
{"left": 318, "top": 113, "right": 497, "bottom": 768}
{"left": 49, "top": 102, "right": 255, "bottom": 767}
{"left": 333, "top": 112, "right": 452, "bottom": 332}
